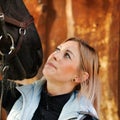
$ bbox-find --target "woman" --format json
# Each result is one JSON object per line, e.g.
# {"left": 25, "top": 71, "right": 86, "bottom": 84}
{"left": 2, "top": 37, "right": 100, "bottom": 120}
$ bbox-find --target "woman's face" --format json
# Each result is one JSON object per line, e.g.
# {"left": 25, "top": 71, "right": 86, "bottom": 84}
{"left": 42, "top": 41, "right": 80, "bottom": 83}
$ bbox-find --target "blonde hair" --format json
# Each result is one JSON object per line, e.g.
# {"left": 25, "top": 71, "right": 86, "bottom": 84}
{"left": 65, "top": 37, "right": 100, "bottom": 104}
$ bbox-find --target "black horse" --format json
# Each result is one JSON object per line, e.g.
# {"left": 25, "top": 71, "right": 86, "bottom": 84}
{"left": 0, "top": 0, "right": 43, "bottom": 80}
{"left": 0, "top": 0, "right": 43, "bottom": 119}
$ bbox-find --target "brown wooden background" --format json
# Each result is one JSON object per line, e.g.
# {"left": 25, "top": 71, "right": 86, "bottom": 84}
{"left": 1, "top": 0, "right": 120, "bottom": 120}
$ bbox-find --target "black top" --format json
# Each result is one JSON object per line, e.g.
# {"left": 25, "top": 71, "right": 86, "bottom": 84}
{"left": 32, "top": 83, "right": 72, "bottom": 120}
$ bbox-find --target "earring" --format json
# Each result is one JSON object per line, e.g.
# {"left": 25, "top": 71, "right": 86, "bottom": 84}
{"left": 72, "top": 78, "right": 75, "bottom": 82}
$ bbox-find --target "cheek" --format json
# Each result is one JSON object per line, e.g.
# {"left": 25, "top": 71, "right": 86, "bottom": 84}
{"left": 60, "top": 64, "right": 77, "bottom": 75}
{"left": 57, "top": 64, "right": 78, "bottom": 81}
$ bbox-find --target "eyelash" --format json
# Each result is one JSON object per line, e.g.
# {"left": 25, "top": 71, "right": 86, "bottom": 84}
{"left": 64, "top": 52, "right": 71, "bottom": 59}
{"left": 55, "top": 47, "right": 71, "bottom": 59}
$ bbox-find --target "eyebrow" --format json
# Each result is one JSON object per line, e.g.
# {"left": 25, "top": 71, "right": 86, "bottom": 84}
{"left": 58, "top": 45, "right": 75, "bottom": 57}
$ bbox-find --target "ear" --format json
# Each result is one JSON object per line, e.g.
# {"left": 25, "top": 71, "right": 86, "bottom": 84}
{"left": 81, "top": 72, "right": 89, "bottom": 82}
{"left": 74, "top": 72, "right": 89, "bottom": 83}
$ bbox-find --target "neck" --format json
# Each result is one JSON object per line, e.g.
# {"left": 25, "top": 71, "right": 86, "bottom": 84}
{"left": 46, "top": 80, "right": 75, "bottom": 96}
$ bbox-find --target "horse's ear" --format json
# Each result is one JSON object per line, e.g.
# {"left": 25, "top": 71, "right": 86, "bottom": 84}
{"left": 0, "top": 0, "right": 43, "bottom": 80}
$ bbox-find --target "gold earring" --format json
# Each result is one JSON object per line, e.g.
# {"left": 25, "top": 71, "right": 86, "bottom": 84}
{"left": 72, "top": 78, "right": 75, "bottom": 82}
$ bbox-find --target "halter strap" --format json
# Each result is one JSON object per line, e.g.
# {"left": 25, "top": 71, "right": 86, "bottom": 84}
{"left": 0, "top": 5, "right": 34, "bottom": 58}
{"left": 0, "top": 6, "right": 34, "bottom": 28}
{"left": 4, "top": 15, "right": 34, "bottom": 28}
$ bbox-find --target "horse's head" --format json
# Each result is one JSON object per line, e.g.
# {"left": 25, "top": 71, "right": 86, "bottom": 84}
{"left": 0, "top": 0, "right": 43, "bottom": 80}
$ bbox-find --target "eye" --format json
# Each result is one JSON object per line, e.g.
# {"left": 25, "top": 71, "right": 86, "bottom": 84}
{"left": 55, "top": 47, "right": 60, "bottom": 52}
{"left": 64, "top": 52, "right": 71, "bottom": 59}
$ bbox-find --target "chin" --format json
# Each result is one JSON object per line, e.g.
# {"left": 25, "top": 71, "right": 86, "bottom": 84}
{"left": 43, "top": 69, "right": 54, "bottom": 78}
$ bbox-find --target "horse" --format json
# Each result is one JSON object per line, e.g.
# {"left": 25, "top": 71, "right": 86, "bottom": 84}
{"left": 0, "top": 0, "right": 43, "bottom": 119}
{"left": 0, "top": 0, "right": 43, "bottom": 80}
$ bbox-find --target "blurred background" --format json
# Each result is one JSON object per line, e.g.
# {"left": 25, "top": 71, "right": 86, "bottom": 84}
{"left": 1, "top": 0, "right": 120, "bottom": 120}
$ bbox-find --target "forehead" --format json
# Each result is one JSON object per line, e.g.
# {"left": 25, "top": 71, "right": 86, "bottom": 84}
{"left": 59, "top": 41, "right": 80, "bottom": 54}
{"left": 60, "top": 41, "right": 79, "bottom": 49}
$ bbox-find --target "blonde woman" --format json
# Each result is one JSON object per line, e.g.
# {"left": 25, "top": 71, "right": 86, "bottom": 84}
{"left": 1, "top": 37, "right": 100, "bottom": 120}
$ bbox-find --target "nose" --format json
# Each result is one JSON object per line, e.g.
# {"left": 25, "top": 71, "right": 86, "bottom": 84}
{"left": 52, "top": 51, "right": 61, "bottom": 61}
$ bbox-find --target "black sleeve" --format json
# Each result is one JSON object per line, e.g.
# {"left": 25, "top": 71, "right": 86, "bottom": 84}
{"left": 0, "top": 80, "right": 22, "bottom": 114}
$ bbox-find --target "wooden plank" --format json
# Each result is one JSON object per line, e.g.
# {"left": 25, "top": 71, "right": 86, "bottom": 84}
{"left": 118, "top": 21, "right": 120, "bottom": 118}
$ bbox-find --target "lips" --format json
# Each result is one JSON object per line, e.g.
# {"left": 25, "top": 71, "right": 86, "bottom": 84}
{"left": 46, "top": 62, "right": 57, "bottom": 69}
